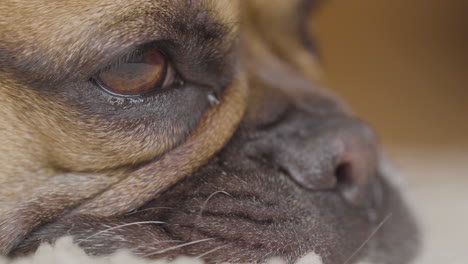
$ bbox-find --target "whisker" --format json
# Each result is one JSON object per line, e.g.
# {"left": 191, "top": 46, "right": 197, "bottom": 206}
{"left": 77, "top": 221, "right": 165, "bottom": 245}
{"left": 343, "top": 213, "right": 393, "bottom": 264}
{"left": 143, "top": 238, "right": 214, "bottom": 257}
{"left": 199, "top": 191, "right": 232, "bottom": 217}
{"left": 125, "top": 207, "right": 175, "bottom": 215}
{"left": 147, "top": 240, "right": 183, "bottom": 246}
{"left": 195, "top": 244, "right": 231, "bottom": 259}
{"left": 231, "top": 173, "right": 249, "bottom": 185}
{"left": 131, "top": 240, "right": 183, "bottom": 255}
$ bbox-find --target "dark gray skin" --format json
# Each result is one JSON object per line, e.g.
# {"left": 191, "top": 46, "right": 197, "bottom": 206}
{"left": 1, "top": 0, "right": 419, "bottom": 263}
{"left": 11, "top": 85, "right": 419, "bottom": 264}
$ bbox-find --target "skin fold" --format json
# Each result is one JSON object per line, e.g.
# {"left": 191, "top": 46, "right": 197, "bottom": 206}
{"left": 0, "top": 0, "right": 419, "bottom": 263}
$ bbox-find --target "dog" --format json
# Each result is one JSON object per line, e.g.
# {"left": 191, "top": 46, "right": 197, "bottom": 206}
{"left": 0, "top": 0, "right": 419, "bottom": 263}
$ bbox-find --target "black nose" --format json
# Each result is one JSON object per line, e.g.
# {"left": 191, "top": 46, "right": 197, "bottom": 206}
{"left": 243, "top": 116, "right": 379, "bottom": 205}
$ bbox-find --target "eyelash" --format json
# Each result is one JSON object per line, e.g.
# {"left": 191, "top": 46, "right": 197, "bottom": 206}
{"left": 105, "top": 48, "right": 144, "bottom": 71}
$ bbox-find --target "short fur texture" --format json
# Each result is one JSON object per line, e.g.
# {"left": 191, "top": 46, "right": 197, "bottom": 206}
{"left": 0, "top": 1, "right": 418, "bottom": 263}
{"left": 0, "top": 237, "right": 327, "bottom": 264}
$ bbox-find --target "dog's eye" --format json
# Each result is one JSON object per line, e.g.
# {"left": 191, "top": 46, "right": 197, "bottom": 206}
{"left": 95, "top": 48, "right": 171, "bottom": 96}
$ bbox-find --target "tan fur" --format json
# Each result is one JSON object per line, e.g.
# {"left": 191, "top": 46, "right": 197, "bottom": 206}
{"left": 0, "top": 0, "right": 327, "bottom": 257}
{"left": 0, "top": 2, "right": 422, "bottom": 264}
{"left": 0, "top": 0, "right": 242, "bottom": 172}
{"left": 243, "top": 0, "right": 323, "bottom": 83}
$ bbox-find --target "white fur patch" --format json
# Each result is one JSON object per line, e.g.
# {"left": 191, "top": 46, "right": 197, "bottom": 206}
{"left": 0, "top": 237, "right": 324, "bottom": 264}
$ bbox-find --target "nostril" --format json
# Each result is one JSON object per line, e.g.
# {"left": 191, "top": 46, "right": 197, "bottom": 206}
{"left": 241, "top": 118, "right": 378, "bottom": 204}
{"left": 335, "top": 163, "right": 353, "bottom": 187}
{"left": 335, "top": 162, "right": 365, "bottom": 206}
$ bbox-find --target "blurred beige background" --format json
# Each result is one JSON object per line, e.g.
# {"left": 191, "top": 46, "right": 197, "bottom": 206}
{"left": 315, "top": 0, "right": 467, "bottom": 150}
{"left": 314, "top": 1, "right": 467, "bottom": 263}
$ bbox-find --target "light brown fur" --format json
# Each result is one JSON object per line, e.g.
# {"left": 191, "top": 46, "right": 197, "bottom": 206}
{"left": 0, "top": 0, "right": 255, "bottom": 253}
{"left": 0, "top": 1, "right": 419, "bottom": 263}
{"left": 0, "top": 0, "right": 319, "bottom": 221}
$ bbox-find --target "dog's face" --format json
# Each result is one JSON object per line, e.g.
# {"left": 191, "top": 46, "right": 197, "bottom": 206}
{"left": 0, "top": 0, "right": 419, "bottom": 263}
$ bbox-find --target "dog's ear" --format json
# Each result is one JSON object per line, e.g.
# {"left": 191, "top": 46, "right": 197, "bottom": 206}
{"left": 242, "top": 0, "right": 324, "bottom": 81}
{"left": 241, "top": 0, "right": 343, "bottom": 116}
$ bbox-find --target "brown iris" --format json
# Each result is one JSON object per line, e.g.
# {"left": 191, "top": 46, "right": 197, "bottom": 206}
{"left": 96, "top": 49, "right": 168, "bottom": 96}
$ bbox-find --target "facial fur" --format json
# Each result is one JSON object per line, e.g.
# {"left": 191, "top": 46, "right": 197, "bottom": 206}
{"left": 0, "top": 0, "right": 419, "bottom": 263}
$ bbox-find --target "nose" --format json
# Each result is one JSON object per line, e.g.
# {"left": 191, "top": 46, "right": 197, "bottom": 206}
{"left": 244, "top": 115, "right": 379, "bottom": 206}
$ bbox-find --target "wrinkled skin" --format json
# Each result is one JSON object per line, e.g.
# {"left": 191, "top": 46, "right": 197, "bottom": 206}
{"left": 10, "top": 90, "right": 420, "bottom": 263}
{"left": 0, "top": 0, "right": 419, "bottom": 263}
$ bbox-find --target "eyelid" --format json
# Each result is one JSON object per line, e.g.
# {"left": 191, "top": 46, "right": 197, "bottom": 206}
{"left": 97, "top": 47, "right": 146, "bottom": 75}
{"left": 91, "top": 44, "right": 182, "bottom": 98}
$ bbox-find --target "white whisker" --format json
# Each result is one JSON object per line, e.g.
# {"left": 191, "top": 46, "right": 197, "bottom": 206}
{"left": 343, "top": 213, "right": 393, "bottom": 264}
{"left": 195, "top": 244, "right": 230, "bottom": 259}
{"left": 77, "top": 221, "right": 165, "bottom": 245}
{"left": 143, "top": 238, "right": 214, "bottom": 257}
{"left": 131, "top": 240, "right": 183, "bottom": 255}
{"left": 125, "top": 207, "right": 174, "bottom": 215}
{"left": 199, "top": 191, "right": 232, "bottom": 217}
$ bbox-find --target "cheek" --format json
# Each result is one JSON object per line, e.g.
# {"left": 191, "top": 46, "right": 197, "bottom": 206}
{"left": 30, "top": 84, "right": 211, "bottom": 171}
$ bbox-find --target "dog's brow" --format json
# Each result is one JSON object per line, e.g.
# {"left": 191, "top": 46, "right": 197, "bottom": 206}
{"left": 0, "top": 0, "right": 238, "bottom": 86}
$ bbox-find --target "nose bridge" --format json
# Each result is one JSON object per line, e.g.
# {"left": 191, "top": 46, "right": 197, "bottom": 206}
{"left": 242, "top": 63, "right": 353, "bottom": 132}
